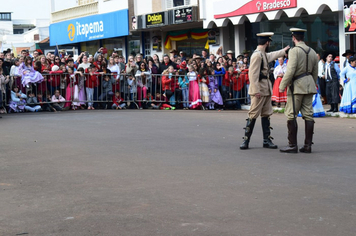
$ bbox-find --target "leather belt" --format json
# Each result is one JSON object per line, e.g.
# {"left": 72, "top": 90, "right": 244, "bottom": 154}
{"left": 293, "top": 72, "right": 311, "bottom": 81}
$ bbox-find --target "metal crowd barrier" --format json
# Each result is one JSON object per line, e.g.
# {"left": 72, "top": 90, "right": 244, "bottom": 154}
{"left": 0, "top": 71, "right": 249, "bottom": 112}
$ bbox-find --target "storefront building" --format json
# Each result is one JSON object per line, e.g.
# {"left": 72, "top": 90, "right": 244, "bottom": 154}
{"left": 133, "top": 0, "right": 209, "bottom": 58}
{"left": 201, "top": 0, "right": 350, "bottom": 66}
{"left": 50, "top": 7, "right": 129, "bottom": 58}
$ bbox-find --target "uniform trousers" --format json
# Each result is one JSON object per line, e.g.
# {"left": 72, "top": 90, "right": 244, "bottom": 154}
{"left": 248, "top": 95, "right": 273, "bottom": 119}
{"left": 285, "top": 93, "right": 314, "bottom": 121}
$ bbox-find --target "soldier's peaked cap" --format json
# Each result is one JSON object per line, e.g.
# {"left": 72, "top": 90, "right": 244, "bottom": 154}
{"left": 290, "top": 28, "right": 307, "bottom": 36}
{"left": 256, "top": 32, "right": 274, "bottom": 41}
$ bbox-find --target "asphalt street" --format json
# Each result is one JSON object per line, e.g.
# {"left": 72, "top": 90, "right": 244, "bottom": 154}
{"left": 0, "top": 110, "right": 355, "bottom": 236}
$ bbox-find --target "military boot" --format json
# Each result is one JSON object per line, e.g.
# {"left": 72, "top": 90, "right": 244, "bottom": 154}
{"left": 299, "top": 120, "right": 314, "bottom": 153}
{"left": 327, "top": 104, "right": 334, "bottom": 112}
{"left": 333, "top": 103, "right": 338, "bottom": 113}
{"left": 240, "top": 118, "right": 256, "bottom": 150}
{"left": 280, "top": 120, "right": 298, "bottom": 153}
{"left": 261, "top": 117, "right": 278, "bottom": 149}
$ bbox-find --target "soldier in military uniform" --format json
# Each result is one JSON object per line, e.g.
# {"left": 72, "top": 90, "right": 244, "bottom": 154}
{"left": 279, "top": 28, "right": 318, "bottom": 153}
{"left": 240, "top": 32, "right": 290, "bottom": 150}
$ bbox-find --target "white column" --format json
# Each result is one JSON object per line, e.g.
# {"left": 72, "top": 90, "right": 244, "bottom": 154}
{"left": 339, "top": 10, "right": 346, "bottom": 69}
{"left": 234, "top": 24, "right": 245, "bottom": 56}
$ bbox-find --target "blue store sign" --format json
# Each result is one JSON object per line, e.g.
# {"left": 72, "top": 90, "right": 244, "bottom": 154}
{"left": 49, "top": 9, "right": 129, "bottom": 46}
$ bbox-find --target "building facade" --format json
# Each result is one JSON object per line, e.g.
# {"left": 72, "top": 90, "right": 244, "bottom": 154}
{"left": 200, "top": 0, "right": 354, "bottom": 66}
{"left": 49, "top": 0, "right": 129, "bottom": 59}
{"left": 0, "top": 12, "right": 50, "bottom": 54}
{"left": 133, "top": 0, "right": 208, "bottom": 58}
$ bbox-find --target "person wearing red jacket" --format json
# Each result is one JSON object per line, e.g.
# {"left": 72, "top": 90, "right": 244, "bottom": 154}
{"left": 161, "top": 65, "right": 176, "bottom": 107}
{"left": 239, "top": 64, "right": 250, "bottom": 104}
{"left": 223, "top": 66, "right": 237, "bottom": 100}
{"left": 112, "top": 91, "right": 126, "bottom": 109}
{"left": 85, "top": 64, "right": 100, "bottom": 109}
{"left": 49, "top": 65, "right": 63, "bottom": 95}
{"left": 232, "top": 67, "right": 245, "bottom": 110}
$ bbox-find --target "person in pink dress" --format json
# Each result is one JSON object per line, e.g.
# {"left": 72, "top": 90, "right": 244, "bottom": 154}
{"left": 188, "top": 65, "right": 202, "bottom": 109}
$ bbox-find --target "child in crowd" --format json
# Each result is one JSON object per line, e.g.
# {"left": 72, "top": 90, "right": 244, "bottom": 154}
{"left": 18, "top": 56, "right": 44, "bottom": 88}
{"left": 208, "top": 69, "right": 223, "bottom": 110}
{"left": 156, "top": 92, "right": 174, "bottom": 110}
{"left": 37, "top": 91, "right": 55, "bottom": 112}
{"left": 135, "top": 62, "right": 151, "bottom": 109}
{"left": 64, "top": 66, "right": 77, "bottom": 109}
{"left": 232, "top": 65, "right": 245, "bottom": 110}
{"left": 85, "top": 64, "right": 100, "bottom": 109}
{"left": 99, "top": 74, "right": 115, "bottom": 109}
{"left": 45, "top": 92, "right": 57, "bottom": 112}
{"left": 127, "top": 73, "right": 137, "bottom": 104}
{"left": 198, "top": 68, "right": 210, "bottom": 108}
{"left": 239, "top": 64, "right": 250, "bottom": 104}
{"left": 26, "top": 91, "right": 42, "bottom": 112}
{"left": 161, "top": 66, "right": 177, "bottom": 109}
{"left": 59, "top": 65, "right": 67, "bottom": 98}
{"left": 178, "top": 69, "right": 189, "bottom": 109}
{"left": 146, "top": 92, "right": 160, "bottom": 109}
{"left": 9, "top": 86, "right": 27, "bottom": 113}
{"left": 75, "top": 67, "right": 86, "bottom": 109}
{"left": 112, "top": 91, "right": 126, "bottom": 110}
{"left": 51, "top": 89, "right": 66, "bottom": 111}
{"left": 213, "top": 62, "right": 226, "bottom": 97}
{"left": 0, "top": 68, "right": 10, "bottom": 113}
{"left": 223, "top": 66, "right": 235, "bottom": 101}
{"left": 10, "top": 58, "right": 24, "bottom": 93}
{"left": 188, "top": 65, "right": 201, "bottom": 109}
{"left": 49, "top": 65, "right": 63, "bottom": 95}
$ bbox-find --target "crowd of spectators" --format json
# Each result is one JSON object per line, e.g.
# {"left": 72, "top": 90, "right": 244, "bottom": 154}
{"left": 2, "top": 46, "right": 354, "bottom": 117}
{"left": 0, "top": 47, "right": 252, "bottom": 115}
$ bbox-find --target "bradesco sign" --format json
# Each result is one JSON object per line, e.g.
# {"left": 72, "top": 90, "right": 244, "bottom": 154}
{"left": 214, "top": 0, "right": 297, "bottom": 19}
{"left": 49, "top": 9, "right": 129, "bottom": 46}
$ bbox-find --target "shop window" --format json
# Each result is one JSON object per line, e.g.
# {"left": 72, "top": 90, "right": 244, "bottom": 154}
{"left": 128, "top": 33, "right": 141, "bottom": 56}
{"left": 144, "top": 32, "right": 151, "bottom": 57}
{"left": 13, "top": 29, "right": 24, "bottom": 34}
{"left": 248, "top": 10, "right": 339, "bottom": 56}
{"left": 103, "top": 38, "right": 124, "bottom": 57}
{"left": 0, "top": 13, "right": 11, "bottom": 21}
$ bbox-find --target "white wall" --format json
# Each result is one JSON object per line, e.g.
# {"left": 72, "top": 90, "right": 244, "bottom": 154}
{"left": 52, "top": 0, "right": 77, "bottom": 12}
{"left": 98, "top": 0, "right": 129, "bottom": 14}
{"left": 135, "top": 0, "right": 153, "bottom": 15}
{"left": 0, "top": 22, "right": 13, "bottom": 36}
{"left": 0, "top": 0, "right": 51, "bottom": 19}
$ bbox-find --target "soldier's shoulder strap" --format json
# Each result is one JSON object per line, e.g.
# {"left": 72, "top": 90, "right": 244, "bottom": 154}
{"left": 295, "top": 46, "right": 311, "bottom": 72}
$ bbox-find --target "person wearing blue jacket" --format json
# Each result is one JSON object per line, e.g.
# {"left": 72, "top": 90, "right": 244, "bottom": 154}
{"left": 178, "top": 69, "right": 189, "bottom": 109}
{"left": 214, "top": 63, "right": 226, "bottom": 100}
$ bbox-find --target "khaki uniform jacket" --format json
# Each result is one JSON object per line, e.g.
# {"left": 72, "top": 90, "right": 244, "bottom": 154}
{"left": 279, "top": 41, "right": 318, "bottom": 95}
{"left": 248, "top": 48, "right": 286, "bottom": 96}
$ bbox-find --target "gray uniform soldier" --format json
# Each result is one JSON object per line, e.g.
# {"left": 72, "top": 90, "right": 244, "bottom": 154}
{"left": 240, "top": 32, "right": 290, "bottom": 150}
{"left": 279, "top": 28, "right": 318, "bottom": 153}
